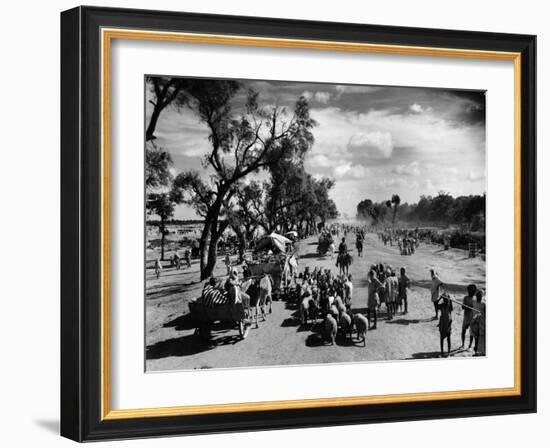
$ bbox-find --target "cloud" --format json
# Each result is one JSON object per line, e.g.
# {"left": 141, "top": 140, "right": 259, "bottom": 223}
{"left": 333, "top": 163, "right": 368, "bottom": 179}
{"left": 302, "top": 90, "right": 332, "bottom": 104}
{"left": 372, "top": 177, "right": 418, "bottom": 192}
{"left": 347, "top": 131, "right": 393, "bottom": 159}
{"left": 335, "top": 85, "right": 382, "bottom": 96}
{"left": 467, "top": 170, "right": 484, "bottom": 181}
{"left": 308, "top": 154, "right": 367, "bottom": 180}
{"left": 308, "top": 154, "right": 333, "bottom": 168}
{"left": 445, "top": 167, "right": 459, "bottom": 175}
{"left": 147, "top": 79, "right": 487, "bottom": 219}
{"left": 314, "top": 91, "right": 331, "bottom": 104}
{"left": 422, "top": 179, "right": 434, "bottom": 189}
{"left": 392, "top": 161, "right": 420, "bottom": 176}
{"left": 409, "top": 103, "right": 424, "bottom": 113}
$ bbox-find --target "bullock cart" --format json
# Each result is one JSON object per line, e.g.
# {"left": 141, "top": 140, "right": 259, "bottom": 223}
{"left": 317, "top": 233, "right": 334, "bottom": 256}
{"left": 246, "top": 253, "right": 297, "bottom": 300}
{"left": 188, "top": 295, "right": 251, "bottom": 341}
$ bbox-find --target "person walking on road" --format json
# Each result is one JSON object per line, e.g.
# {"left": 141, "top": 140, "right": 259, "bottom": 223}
{"left": 430, "top": 269, "right": 444, "bottom": 320}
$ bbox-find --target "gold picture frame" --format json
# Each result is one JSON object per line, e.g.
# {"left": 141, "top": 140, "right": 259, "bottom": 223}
{"left": 61, "top": 6, "right": 536, "bottom": 441}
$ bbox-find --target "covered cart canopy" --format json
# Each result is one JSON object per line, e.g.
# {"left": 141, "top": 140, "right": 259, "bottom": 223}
{"left": 255, "top": 232, "right": 292, "bottom": 254}
{"left": 284, "top": 230, "right": 298, "bottom": 241}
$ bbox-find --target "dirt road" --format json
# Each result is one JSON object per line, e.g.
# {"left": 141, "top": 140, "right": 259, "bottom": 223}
{"left": 145, "top": 233, "right": 486, "bottom": 371}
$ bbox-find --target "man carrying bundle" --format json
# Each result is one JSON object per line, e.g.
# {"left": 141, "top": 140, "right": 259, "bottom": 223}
{"left": 398, "top": 267, "right": 411, "bottom": 314}
{"left": 337, "top": 237, "right": 347, "bottom": 260}
{"left": 430, "top": 269, "right": 444, "bottom": 320}
{"left": 366, "top": 269, "right": 384, "bottom": 330}
{"left": 183, "top": 248, "right": 191, "bottom": 268}
{"left": 154, "top": 258, "right": 162, "bottom": 279}
{"left": 461, "top": 284, "right": 477, "bottom": 350}
{"left": 384, "top": 268, "right": 397, "bottom": 320}
{"left": 470, "top": 290, "right": 486, "bottom": 356}
{"left": 436, "top": 292, "right": 453, "bottom": 357}
{"left": 355, "top": 233, "right": 364, "bottom": 257}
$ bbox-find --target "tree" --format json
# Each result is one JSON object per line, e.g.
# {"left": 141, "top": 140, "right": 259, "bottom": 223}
{"left": 266, "top": 162, "right": 309, "bottom": 232}
{"left": 356, "top": 199, "right": 390, "bottom": 226}
{"left": 391, "top": 194, "right": 401, "bottom": 224}
{"left": 225, "top": 181, "right": 265, "bottom": 261}
{"left": 306, "top": 176, "right": 338, "bottom": 230}
{"left": 146, "top": 188, "right": 183, "bottom": 260}
{"left": 145, "top": 142, "right": 173, "bottom": 192}
{"left": 375, "top": 202, "right": 389, "bottom": 224}
{"left": 357, "top": 199, "right": 374, "bottom": 222}
{"left": 356, "top": 193, "right": 486, "bottom": 230}
{"left": 172, "top": 80, "right": 317, "bottom": 279}
{"left": 145, "top": 140, "right": 182, "bottom": 260}
{"left": 145, "top": 77, "right": 189, "bottom": 141}
{"left": 357, "top": 199, "right": 378, "bottom": 225}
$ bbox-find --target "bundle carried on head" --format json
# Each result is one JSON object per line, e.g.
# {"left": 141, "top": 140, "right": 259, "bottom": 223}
{"left": 200, "top": 284, "right": 229, "bottom": 308}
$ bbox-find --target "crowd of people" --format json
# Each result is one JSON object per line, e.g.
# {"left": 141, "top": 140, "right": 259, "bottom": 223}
{"left": 377, "top": 228, "right": 421, "bottom": 256}
{"left": 429, "top": 269, "right": 486, "bottom": 357}
{"left": 294, "top": 232, "right": 486, "bottom": 357}
{"left": 364, "top": 263, "right": 411, "bottom": 329}
{"left": 153, "top": 223, "right": 487, "bottom": 358}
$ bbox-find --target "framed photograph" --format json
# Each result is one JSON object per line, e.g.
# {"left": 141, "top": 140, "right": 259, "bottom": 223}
{"left": 60, "top": 6, "right": 536, "bottom": 442}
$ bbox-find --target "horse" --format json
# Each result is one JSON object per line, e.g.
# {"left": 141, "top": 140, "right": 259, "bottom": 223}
{"left": 356, "top": 238, "right": 363, "bottom": 257}
{"left": 336, "top": 252, "right": 352, "bottom": 276}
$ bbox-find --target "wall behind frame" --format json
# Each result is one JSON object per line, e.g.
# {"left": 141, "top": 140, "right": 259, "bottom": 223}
{"left": 0, "top": 0, "right": 546, "bottom": 447}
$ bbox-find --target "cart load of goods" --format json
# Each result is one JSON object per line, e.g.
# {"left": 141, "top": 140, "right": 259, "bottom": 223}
{"left": 317, "top": 232, "right": 334, "bottom": 255}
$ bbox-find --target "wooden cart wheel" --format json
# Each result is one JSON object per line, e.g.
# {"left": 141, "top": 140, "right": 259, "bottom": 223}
{"left": 238, "top": 319, "right": 250, "bottom": 339}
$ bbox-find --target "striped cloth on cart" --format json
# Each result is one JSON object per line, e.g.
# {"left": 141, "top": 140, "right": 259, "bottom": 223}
{"left": 201, "top": 285, "right": 229, "bottom": 308}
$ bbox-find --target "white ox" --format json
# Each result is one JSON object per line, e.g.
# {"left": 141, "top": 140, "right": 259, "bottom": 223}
{"left": 242, "top": 274, "right": 273, "bottom": 328}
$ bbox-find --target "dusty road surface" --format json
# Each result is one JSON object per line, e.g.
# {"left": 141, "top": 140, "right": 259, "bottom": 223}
{"left": 145, "top": 233, "right": 486, "bottom": 371}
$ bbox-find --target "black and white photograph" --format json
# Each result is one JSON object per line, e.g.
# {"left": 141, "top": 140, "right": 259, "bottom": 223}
{"left": 144, "top": 76, "right": 487, "bottom": 371}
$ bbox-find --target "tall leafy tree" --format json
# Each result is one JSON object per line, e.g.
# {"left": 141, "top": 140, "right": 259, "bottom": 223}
{"left": 391, "top": 194, "right": 401, "bottom": 224}
{"left": 225, "top": 181, "right": 265, "bottom": 261}
{"left": 145, "top": 77, "right": 190, "bottom": 141}
{"left": 172, "top": 81, "right": 316, "bottom": 279}
{"left": 145, "top": 142, "right": 173, "bottom": 192}
{"left": 147, "top": 188, "right": 183, "bottom": 260}
{"left": 356, "top": 192, "right": 485, "bottom": 230}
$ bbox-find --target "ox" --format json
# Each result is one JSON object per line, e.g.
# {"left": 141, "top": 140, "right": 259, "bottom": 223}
{"left": 242, "top": 274, "right": 273, "bottom": 328}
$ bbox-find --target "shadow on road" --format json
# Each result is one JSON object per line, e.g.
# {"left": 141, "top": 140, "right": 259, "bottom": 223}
{"left": 147, "top": 282, "right": 200, "bottom": 301}
{"left": 304, "top": 321, "right": 363, "bottom": 348}
{"left": 284, "top": 302, "right": 298, "bottom": 311}
{"left": 146, "top": 330, "right": 245, "bottom": 360}
{"left": 146, "top": 334, "right": 214, "bottom": 359}
{"left": 163, "top": 313, "right": 196, "bottom": 331}
{"left": 409, "top": 350, "right": 442, "bottom": 359}
{"left": 412, "top": 280, "right": 466, "bottom": 294}
{"left": 409, "top": 347, "right": 465, "bottom": 359}
{"left": 386, "top": 317, "right": 433, "bottom": 326}
{"left": 300, "top": 252, "right": 323, "bottom": 260}
{"left": 281, "top": 317, "right": 300, "bottom": 327}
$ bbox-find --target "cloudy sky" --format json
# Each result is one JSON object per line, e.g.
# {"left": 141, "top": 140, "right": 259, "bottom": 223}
{"left": 146, "top": 78, "right": 486, "bottom": 219}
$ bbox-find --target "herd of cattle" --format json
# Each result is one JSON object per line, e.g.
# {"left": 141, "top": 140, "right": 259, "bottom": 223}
{"left": 193, "top": 261, "right": 370, "bottom": 346}
{"left": 295, "top": 268, "right": 368, "bottom": 345}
